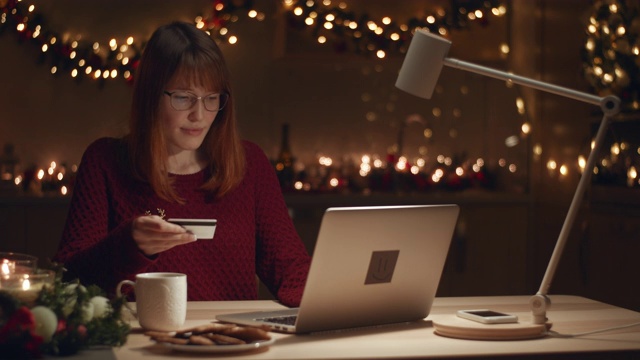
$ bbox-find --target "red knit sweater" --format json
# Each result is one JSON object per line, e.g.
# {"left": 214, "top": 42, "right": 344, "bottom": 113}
{"left": 54, "top": 138, "right": 310, "bottom": 307}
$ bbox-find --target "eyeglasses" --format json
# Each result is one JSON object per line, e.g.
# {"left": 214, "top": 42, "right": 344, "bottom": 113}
{"left": 163, "top": 91, "right": 229, "bottom": 112}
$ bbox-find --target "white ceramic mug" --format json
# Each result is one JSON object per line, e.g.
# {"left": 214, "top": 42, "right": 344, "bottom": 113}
{"left": 116, "top": 272, "right": 187, "bottom": 331}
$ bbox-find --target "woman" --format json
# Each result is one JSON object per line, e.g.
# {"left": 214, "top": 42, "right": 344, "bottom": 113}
{"left": 54, "top": 21, "right": 310, "bottom": 307}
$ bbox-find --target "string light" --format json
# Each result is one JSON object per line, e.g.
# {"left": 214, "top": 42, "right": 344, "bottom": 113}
{"left": 559, "top": 164, "right": 568, "bottom": 176}
{"left": 12, "top": 1, "right": 617, "bottom": 190}
{"left": 578, "top": 155, "right": 586, "bottom": 172}
{"left": 0, "top": 0, "right": 506, "bottom": 85}
{"left": 582, "top": 0, "right": 639, "bottom": 111}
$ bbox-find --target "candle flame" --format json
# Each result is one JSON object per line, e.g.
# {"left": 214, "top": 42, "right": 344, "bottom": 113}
{"left": 22, "top": 277, "right": 31, "bottom": 291}
{"left": 1, "top": 260, "right": 11, "bottom": 275}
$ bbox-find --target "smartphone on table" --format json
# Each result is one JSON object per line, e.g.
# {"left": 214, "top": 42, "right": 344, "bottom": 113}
{"left": 456, "top": 309, "right": 518, "bottom": 324}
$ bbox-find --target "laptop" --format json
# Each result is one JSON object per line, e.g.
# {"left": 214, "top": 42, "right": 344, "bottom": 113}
{"left": 216, "top": 204, "right": 460, "bottom": 334}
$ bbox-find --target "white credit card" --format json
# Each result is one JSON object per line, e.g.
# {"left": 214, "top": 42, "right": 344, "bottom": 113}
{"left": 167, "top": 218, "right": 217, "bottom": 239}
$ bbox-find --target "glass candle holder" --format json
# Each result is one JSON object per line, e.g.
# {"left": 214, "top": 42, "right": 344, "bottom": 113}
{"left": 0, "top": 269, "right": 55, "bottom": 306}
{"left": 0, "top": 252, "right": 38, "bottom": 275}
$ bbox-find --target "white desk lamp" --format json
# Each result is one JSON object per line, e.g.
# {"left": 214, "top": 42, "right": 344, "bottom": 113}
{"left": 396, "top": 29, "right": 621, "bottom": 340}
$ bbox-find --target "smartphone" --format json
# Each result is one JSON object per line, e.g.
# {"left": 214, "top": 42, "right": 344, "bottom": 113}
{"left": 456, "top": 309, "right": 518, "bottom": 324}
{"left": 167, "top": 218, "right": 217, "bottom": 240}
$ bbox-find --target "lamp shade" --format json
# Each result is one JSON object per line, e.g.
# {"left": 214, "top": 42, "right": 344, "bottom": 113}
{"left": 395, "top": 29, "right": 452, "bottom": 99}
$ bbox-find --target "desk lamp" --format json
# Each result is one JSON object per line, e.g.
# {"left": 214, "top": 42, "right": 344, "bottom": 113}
{"left": 395, "top": 29, "right": 621, "bottom": 340}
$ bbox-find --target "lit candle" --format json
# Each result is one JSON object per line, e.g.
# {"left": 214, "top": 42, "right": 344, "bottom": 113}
{"left": 4, "top": 274, "right": 44, "bottom": 305}
{"left": 0, "top": 252, "right": 38, "bottom": 276}
{"left": 0, "top": 270, "right": 53, "bottom": 306}
{"left": 0, "top": 252, "right": 38, "bottom": 275}
{"left": 1, "top": 260, "right": 36, "bottom": 275}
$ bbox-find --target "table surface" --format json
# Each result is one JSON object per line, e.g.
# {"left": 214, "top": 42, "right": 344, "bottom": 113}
{"left": 108, "top": 295, "right": 640, "bottom": 359}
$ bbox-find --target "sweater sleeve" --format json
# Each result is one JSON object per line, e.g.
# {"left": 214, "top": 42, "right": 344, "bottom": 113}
{"left": 248, "top": 143, "right": 310, "bottom": 307}
{"left": 53, "top": 138, "right": 153, "bottom": 295}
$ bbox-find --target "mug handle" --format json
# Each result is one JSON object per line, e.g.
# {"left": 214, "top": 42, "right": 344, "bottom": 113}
{"left": 116, "top": 279, "right": 137, "bottom": 317}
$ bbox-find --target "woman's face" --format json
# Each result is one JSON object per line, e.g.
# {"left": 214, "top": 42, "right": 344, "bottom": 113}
{"left": 159, "top": 77, "right": 221, "bottom": 157}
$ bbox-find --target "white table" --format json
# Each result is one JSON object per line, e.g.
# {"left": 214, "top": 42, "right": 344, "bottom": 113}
{"left": 108, "top": 295, "right": 640, "bottom": 359}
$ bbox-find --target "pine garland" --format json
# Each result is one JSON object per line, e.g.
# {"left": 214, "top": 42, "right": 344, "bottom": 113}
{"left": 581, "top": 0, "right": 640, "bottom": 111}
{"left": 0, "top": 265, "right": 130, "bottom": 358}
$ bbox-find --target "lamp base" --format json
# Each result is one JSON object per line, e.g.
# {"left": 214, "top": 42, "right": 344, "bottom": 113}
{"left": 433, "top": 316, "right": 551, "bottom": 340}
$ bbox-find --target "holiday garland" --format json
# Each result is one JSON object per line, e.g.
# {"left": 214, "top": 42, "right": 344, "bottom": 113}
{"left": 0, "top": 266, "right": 130, "bottom": 358}
{"left": 0, "top": 0, "right": 505, "bottom": 87}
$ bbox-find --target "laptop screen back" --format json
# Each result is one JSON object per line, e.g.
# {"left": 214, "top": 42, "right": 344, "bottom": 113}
{"left": 294, "top": 204, "right": 459, "bottom": 333}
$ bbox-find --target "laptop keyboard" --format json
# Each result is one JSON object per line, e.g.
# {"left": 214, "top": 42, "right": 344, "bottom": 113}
{"left": 256, "top": 315, "right": 297, "bottom": 326}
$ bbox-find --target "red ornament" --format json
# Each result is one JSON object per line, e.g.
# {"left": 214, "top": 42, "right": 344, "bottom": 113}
{"left": 0, "top": 306, "right": 44, "bottom": 358}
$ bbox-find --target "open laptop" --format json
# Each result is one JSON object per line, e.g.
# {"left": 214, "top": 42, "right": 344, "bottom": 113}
{"left": 216, "top": 204, "right": 460, "bottom": 333}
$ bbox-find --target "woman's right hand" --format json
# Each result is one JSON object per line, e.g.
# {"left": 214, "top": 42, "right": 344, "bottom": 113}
{"left": 132, "top": 215, "right": 197, "bottom": 256}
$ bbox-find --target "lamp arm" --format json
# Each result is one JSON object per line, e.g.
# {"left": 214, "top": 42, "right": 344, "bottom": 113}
{"left": 442, "top": 57, "right": 622, "bottom": 324}
{"left": 537, "top": 113, "right": 612, "bottom": 296}
{"left": 443, "top": 58, "right": 619, "bottom": 113}
{"left": 529, "top": 112, "right": 614, "bottom": 324}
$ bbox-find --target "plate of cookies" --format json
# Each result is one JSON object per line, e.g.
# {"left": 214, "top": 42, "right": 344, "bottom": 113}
{"left": 145, "top": 323, "right": 275, "bottom": 353}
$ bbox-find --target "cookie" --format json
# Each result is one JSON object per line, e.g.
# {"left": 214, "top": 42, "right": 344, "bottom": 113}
{"left": 220, "top": 326, "right": 272, "bottom": 342}
{"left": 150, "top": 334, "right": 190, "bottom": 345}
{"left": 188, "top": 335, "right": 216, "bottom": 345}
{"left": 177, "top": 323, "right": 234, "bottom": 336}
{"left": 203, "top": 333, "right": 247, "bottom": 345}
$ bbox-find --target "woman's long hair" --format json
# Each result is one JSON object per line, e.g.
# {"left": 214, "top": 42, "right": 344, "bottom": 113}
{"left": 128, "top": 21, "right": 245, "bottom": 203}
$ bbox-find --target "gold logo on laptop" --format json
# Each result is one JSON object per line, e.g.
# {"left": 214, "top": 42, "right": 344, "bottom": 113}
{"left": 365, "top": 250, "right": 399, "bottom": 284}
